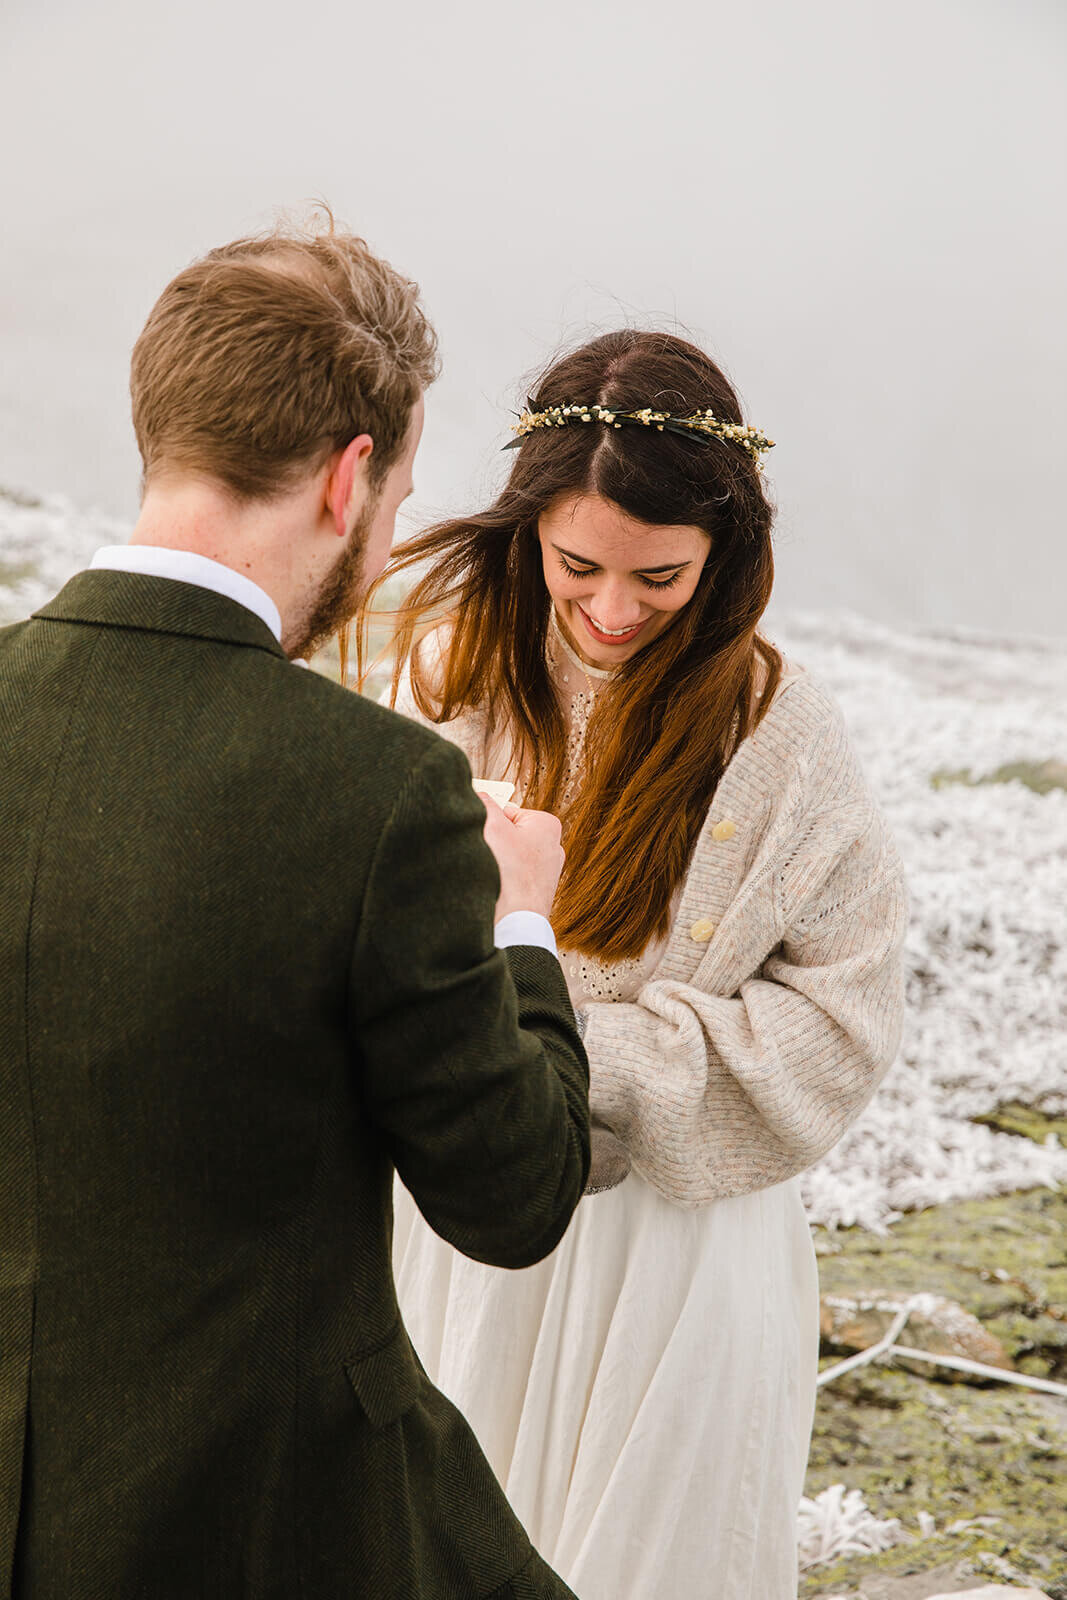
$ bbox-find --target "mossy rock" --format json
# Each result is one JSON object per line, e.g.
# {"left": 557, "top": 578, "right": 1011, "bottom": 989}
{"left": 803, "top": 1369, "right": 1067, "bottom": 1596}
{"left": 814, "top": 1187, "right": 1067, "bottom": 1375}
{"left": 804, "top": 1189, "right": 1067, "bottom": 1596}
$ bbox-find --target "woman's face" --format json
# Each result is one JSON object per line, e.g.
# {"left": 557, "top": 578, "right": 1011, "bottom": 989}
{"left": 538, "top": 492, "right": 711, "bottom": 669}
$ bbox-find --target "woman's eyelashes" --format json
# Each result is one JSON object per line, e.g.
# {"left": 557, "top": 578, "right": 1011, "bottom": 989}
{"left": 557, "top": 556, "right": 683, "bottom": 592}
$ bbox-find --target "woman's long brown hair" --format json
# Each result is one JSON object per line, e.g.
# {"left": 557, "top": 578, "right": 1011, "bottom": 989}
{"left": 358, "top": 330, "right": 782, "bottom": 962}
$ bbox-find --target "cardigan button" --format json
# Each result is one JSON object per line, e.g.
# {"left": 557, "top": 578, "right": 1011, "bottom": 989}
{"left": 711, "top": 818, "right": 736, "bottom": 842}
{"left": 690, "top": 918, "right": 716, "bottom": 943}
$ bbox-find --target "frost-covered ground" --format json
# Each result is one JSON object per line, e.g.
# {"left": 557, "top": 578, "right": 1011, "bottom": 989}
{"left": 775, "top": 611, "right": 1067, "bottom": 1231}
{"left": 0, "top": 489, "right": 128, "bottom": 623}
{"left": 4, "top": 490, "right": 1066, "bottom": 1235}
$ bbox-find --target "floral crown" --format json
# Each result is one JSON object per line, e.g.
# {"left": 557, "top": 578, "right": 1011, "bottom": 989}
{"left": 505, "top": 402, "right": 775, "bottom": 468}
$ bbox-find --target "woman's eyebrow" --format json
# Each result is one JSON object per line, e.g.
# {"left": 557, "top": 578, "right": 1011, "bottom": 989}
{"left": 554, "top": 543, "right": 692, "bottom": 575}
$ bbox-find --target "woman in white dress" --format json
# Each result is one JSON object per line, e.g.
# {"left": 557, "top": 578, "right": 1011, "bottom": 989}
{"left": 369, "top": 330, "right": 907, "bottom": 1599}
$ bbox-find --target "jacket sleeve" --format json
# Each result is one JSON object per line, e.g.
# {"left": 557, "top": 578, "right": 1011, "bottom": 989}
{"left": 350, "top": 734, "right": 590, "bottom": 1266}
{"left": 584, "top": 805, "right": 908, "bottom": 1207}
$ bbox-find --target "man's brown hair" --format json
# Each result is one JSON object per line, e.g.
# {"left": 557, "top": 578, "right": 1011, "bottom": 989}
{"left": 130, "top": 211, "right": 439, "bottom": 501}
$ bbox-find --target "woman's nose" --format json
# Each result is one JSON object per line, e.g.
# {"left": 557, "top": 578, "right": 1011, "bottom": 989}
{"left": 589, "top": 581, "right": 642, "bottom": 629}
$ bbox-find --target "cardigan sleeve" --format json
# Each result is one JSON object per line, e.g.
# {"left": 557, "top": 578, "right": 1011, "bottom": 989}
{"left": 583, "top": 801, "right": 908, "bottom": 1207}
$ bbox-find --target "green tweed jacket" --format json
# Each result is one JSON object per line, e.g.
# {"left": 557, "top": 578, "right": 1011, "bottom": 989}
{"left": 0, "top": 571, "right": 590, "bottom": 1600}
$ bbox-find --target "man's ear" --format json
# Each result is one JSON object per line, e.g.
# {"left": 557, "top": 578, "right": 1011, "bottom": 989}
{"left": 325, "top": 434, "right": 374, "bottom": 538}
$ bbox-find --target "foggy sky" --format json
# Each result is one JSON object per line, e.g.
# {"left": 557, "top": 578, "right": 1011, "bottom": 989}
{"left": 2, "top": 0, "right": 1064, "bottom": 636}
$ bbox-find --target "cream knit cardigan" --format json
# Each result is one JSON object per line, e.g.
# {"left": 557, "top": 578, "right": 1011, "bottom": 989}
{"left": 393, "top": 664, "right": 908, "bottom": 1208}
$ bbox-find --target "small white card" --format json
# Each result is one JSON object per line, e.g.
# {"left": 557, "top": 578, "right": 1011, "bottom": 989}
{"left": 473, "top": 778, "right": 516, "bottom": 805}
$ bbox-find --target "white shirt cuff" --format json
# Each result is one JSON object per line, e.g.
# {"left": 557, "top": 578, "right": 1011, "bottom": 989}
{"left": 493, "top": 911, "right": 558, "bottom": 959}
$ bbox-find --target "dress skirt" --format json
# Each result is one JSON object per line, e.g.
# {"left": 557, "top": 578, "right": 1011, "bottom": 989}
{"left": 393, "top": 1169, "right": 819, "bottom": 1600}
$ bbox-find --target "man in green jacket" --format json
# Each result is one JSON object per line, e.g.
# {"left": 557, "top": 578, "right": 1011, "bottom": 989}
{"left": 0, "top": 221, "right": 590, "bottom": 1598}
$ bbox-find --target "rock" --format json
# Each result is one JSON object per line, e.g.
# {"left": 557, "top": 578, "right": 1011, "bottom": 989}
{"left": 803, "top": 1191, "right": 1067, "bottom": 1600}
{"left": 926, "top": 1588, "right": 1051, "bottom": 1598}
{"left": 814, "top": 1188, "right": 1067, "bottom": 1380}
{"left": 808, "top": 1569, "right": 1054, "bottom": 1600}
{"left": 820, "top": 1292, "right": 1013, "bottom": 1376}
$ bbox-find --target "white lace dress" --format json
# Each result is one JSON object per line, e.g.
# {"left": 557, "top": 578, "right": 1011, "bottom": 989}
{"left": 392, "top": 628, "right": 819, "bottom": 1600}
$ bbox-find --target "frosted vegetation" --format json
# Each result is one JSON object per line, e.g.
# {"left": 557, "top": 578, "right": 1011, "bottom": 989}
{"left": 796, "top": 1483, "right": 904, "bottom": 1570}
{"left": 775, "top": 612, "right": 1067, "bottom": 1231}
{"left": 4, "top": 490, "right": 1066, "bottom": 1238}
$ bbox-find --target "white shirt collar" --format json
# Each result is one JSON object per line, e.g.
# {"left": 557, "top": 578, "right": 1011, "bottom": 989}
{"left": 89, "top": 545, "right": 283, "bottom": 644}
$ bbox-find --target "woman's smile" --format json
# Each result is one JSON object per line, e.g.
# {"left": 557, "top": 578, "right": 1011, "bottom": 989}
{"left": 577, "top": 607, "right": 651, "bottom": 647}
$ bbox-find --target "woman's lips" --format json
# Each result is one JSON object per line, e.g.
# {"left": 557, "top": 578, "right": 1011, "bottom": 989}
{"left": 578, "top": 607, "right": 649, "bottom": 647}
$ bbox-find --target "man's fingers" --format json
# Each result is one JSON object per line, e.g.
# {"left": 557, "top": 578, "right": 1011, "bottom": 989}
{"left": 478, "top": 790, "right": 528, "bottom": 829}
{"left": 511, "top": 806, "right": 562, "bottom": 843}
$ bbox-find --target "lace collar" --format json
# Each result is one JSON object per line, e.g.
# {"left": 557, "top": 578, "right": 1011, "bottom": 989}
{"left": 548, "top": 609, "right": 617, "bottom": 686}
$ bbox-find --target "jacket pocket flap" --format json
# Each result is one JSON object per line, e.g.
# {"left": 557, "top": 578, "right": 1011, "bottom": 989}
{"left": 345, "top": 1323, "right": 421, "bottom": 1429}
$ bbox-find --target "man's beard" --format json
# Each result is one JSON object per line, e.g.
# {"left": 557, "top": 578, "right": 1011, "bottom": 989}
{"left": 285, "top": 499, "right": 375, "bottom": 662}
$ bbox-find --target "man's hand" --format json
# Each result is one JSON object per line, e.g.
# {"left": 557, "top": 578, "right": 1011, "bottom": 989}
{"left": 480, "top": 796, "right": 565, "bottom": 923}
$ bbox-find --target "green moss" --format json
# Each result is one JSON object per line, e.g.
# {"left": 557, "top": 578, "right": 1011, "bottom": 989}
{"left": 804, "top": 1189, "right": 1067, "bottom": 1595}
{"left": 973, "top": 1101, "right": 1067, "bottom": 1146}
{"left": 815, "top": 1187, "right": 1067, "bottom": 1332}
{"left": 0, "top": 557, "right": 43, "bottom": 586}
{"left": 984, "top": 1309, "right": 1067, "bottom": 1381}
{"left": 931, "top": 759, "right": 1067, "bottom": 794}
{"left": 803, "top": 1370, "right": 1067, "bottom": 1595}
{"left": 0, "top": 485, "right": 43, "bottom": 509}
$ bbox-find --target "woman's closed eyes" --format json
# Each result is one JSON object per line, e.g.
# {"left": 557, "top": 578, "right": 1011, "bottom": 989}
{"left": 557, "top": 555, "right": 685, "bottom": 592}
